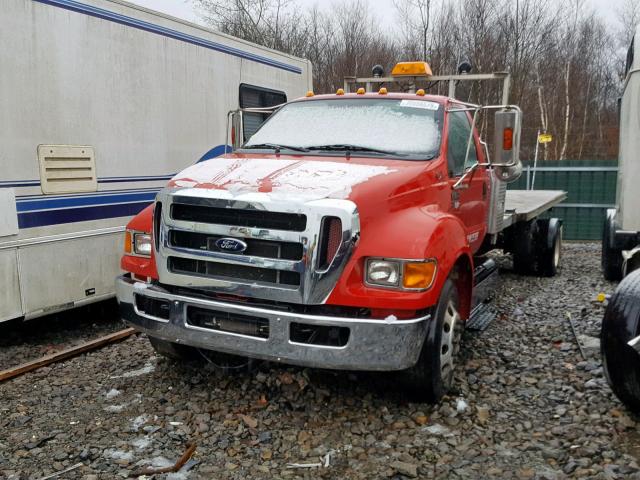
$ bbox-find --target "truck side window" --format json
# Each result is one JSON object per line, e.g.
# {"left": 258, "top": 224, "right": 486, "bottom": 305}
{"left": 447, "top": 111, "right": 478, "bottom": 177}
{"left": 239, "top": 84, "right": 287, "bottom": 141}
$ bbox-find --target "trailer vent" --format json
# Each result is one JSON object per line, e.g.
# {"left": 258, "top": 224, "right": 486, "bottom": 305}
{"left": 37, "top": 145, "right": 97, "bottom": 195}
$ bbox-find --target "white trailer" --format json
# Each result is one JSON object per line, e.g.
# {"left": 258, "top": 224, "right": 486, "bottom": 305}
{"left": 602, "top": 26, "right": 640, "bottom": 280}
{"left": 0, "top": 0, "right": 312, "bottom": 322}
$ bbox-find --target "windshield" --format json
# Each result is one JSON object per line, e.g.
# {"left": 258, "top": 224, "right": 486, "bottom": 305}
{"left": 243, "top": 98, "right": 443, "bottom": 159}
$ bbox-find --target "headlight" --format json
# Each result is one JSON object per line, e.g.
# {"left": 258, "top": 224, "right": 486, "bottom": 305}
{"left": 366, "top": 259, "right": 401, "bottom": 287}
{"left": 125, "top": 230, "right": 152, "bottom": 257}
{"left": 365, "top": 258, "right": 437, "bottom": 290}
{"left": 133, "top": 233, "right": 152, "bottom": 256}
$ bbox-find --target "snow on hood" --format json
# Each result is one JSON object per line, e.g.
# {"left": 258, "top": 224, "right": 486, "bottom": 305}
{"left": 168, "top": 157, "right": 397, "bottom": 201}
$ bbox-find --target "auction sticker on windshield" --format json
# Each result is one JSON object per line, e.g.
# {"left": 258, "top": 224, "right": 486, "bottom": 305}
{"left": 399, "top": 100, "right": 440, "bottom": 110}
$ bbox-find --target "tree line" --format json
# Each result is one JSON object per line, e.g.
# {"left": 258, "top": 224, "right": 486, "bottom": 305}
{"left": 193, "top": 0, "right": 638, "bottom": 161}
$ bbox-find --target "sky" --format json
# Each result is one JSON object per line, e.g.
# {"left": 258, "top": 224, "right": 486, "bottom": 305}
{"left": 128, "top": 0, "right": 627, "bottom": 33}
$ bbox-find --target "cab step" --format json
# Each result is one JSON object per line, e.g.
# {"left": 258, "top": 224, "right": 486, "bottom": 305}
{"left": 466, "top": 303, "right": 496, "bottom": 331}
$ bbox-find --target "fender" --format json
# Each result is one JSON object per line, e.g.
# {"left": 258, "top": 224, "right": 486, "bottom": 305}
{"left": 325, "top": 205, "right": 473, "bottom": 313}
{"left": 120, "top": 204, "right": 158, "bottom": 279}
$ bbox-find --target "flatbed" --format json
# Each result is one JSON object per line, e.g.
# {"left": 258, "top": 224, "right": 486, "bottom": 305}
{"left": 503, "top": 190, "right": 567, "bottom": 228}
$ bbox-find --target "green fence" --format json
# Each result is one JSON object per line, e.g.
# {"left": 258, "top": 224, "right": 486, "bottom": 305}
{"left": 508, "top": 160, "right": 618, "bottom": 240}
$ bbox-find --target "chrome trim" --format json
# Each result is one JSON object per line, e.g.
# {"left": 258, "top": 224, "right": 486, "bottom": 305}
{"left": 132, "top": 293, "right": 170, "bottom": 323}
{"left": 116, "top": 275, "right": 430, "bottom": 371}
{"left": 155, "top": 188, "right": 360, "bottom": 304}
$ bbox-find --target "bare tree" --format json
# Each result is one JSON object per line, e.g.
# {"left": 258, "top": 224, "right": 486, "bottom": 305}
{"left": 194, "top": 0, "right": 623, "bottom": 160}
{"left": 616, "top": 0, "right": 639, "bottom": 50}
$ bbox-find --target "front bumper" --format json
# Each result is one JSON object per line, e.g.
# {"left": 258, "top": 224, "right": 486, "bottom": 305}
{"left": 116, "top": 275, "right": 430, "bottom": 371}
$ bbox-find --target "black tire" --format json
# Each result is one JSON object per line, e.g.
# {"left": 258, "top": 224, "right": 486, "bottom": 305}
{"left": 148, "top": 336, "right": 198, "bottom": 361}
{"left": 533, "top": 218, "right": 562, "bottom": 277}
{"left": 404, "top": 278, "right": 463, "bottom": 403}
{"left": 601, "top": 269, "right": 640, "bottom": 412}
{"left": 603, "top": 209, "right": 623, "bottom": 281}
{"left": 512, "top": 221, "right": 536, "bottom": 275}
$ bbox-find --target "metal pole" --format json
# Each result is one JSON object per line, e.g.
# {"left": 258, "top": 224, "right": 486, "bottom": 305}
{"left": 526, "top": 165, "right": 531, "bottom": 190}
{"left": 531, "top": 130, "right": 540, "bottom": 190}
{"left": 502, "top": 75, "right": 510, "bottom": 105}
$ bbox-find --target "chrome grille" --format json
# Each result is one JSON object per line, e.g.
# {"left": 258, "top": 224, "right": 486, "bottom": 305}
{"left": 168, "top": 230, "right": 303, "bottom": 261}
{"left": 154, "top": 188, "right": 360, "bottom": 304}
{"left": 168, "top": 256, "right": 301, "bottom": 286}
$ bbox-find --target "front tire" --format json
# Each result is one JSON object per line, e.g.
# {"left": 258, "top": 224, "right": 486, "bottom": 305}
{"left": 404, "top": 278, "right": 463, "bottom": 403}
{"left": 601, "top": 269, "right": 640, "bottom": 412}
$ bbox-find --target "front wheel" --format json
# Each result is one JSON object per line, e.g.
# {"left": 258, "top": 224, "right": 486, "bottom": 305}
{"left": 602, "top": 269, "right": 640, "bottom": 412}
{"left": 404, "top": 278, "right": 463, "bottom": 403}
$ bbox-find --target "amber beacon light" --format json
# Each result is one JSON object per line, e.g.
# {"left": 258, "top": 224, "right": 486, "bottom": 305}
{"left": 391, "top": 61, "right": 433, "bottom": 76}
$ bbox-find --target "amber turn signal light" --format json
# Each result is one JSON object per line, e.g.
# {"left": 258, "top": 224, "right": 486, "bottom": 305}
{"left": 402, "top": 261, "right": 437, "bottom": 289}
{"left": 124, "top": 231, "right": 132, "bottom": 254}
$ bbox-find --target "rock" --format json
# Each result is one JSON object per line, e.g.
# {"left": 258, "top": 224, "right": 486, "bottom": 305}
{"left": 240, "top": 414, "right": 258, "bottom": 429}
{"left": 476, "top": 407, "right": 490, "bottom": 423}
{"left": 390, "top": 460, "right": 418, "bottom": 478}
{"left": 585, "top": 379, "right": 599, "bottom": 389}
{"left": 414, "top": 415, "right": 428, "bottom": 426}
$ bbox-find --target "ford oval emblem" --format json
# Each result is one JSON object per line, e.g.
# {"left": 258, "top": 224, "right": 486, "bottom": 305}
{"left": 215, "top": 237, "right": 248, "bottom": 253}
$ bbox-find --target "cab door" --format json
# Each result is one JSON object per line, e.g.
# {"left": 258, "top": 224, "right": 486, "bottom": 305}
{"left": 445, "top": 109, "right": 489, "bottom": 252}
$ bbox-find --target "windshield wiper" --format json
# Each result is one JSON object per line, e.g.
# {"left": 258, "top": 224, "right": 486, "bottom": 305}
{"left": 305, "top": 144, "right": 406, "bottom": 156}
{"left": 242, "top": 143, "right": 309, "bottom": 153}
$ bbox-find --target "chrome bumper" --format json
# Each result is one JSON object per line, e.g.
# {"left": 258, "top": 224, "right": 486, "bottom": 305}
{"left": 116, "top": 275, "right": 430, "bottom": 371}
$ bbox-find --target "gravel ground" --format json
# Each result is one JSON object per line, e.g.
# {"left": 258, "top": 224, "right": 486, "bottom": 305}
{"left": 0, "top": 301, "right": 123, "bottom": 372}
{"left": 2, "top": 242, "right": 639, "bottom": 479}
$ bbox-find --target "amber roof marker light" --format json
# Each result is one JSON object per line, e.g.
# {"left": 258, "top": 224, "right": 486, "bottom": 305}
{"left": 391, "top": 61, "right": 433, "bottom": 77}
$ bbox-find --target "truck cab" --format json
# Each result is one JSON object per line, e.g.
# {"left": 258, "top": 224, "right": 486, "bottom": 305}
{"left": 602, "top": 29, "right": 640, "bottom": 280}
{"left": 116, "top": 62, "right": 564, "bottom": 402}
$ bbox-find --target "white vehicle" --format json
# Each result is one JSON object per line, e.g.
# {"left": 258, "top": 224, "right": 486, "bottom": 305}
{"left": 602, "top": 27, "right": 640, "bottom": 280}
{"left": 0, "top": 0, "right": 312, "bottom": 322}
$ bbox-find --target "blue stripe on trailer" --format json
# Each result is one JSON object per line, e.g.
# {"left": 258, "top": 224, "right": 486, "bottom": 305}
{"left": 18, "top": 201, "right": 153, "bottom": 228}
{"left": 33, "top": 0, "right": 303, "bottom": 74}
{"left": 0, "top": 180, "right": 42, "bottom": 188}
{"left": 98, "top": 175, "right": 175, "bottom": 183}
{"left": 1, "top": 176, "right": 175, "bottom": 189}
{"left": 16, "top": 187, "right": 162, "bottom": 200}
{"left": 16, "top": 191, "right": 159, "bottom": 212}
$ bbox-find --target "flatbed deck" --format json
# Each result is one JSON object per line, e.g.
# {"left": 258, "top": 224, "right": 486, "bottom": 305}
{"left": 503, "top": 190, "right": 567, "bottom": 228}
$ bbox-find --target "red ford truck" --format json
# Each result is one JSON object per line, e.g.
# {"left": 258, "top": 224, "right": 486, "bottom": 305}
{"left": 116, "top": 62, "right": 566, "bottom": 401}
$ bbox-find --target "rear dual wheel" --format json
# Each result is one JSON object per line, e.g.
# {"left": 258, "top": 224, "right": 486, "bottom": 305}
{"left": 512, "top": 218, "right": 562, "bottom": 277}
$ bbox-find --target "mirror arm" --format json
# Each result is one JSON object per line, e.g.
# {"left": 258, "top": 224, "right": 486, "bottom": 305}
{"left": 453, "top": 163, "right": 480, "bottom": 190}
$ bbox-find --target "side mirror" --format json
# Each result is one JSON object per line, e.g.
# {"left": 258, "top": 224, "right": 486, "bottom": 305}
{"left": 492, "top": 109, "right": 522, "bottom": 183}
{"left": 227, "top": 110, "right": 244, "bottom": 152}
